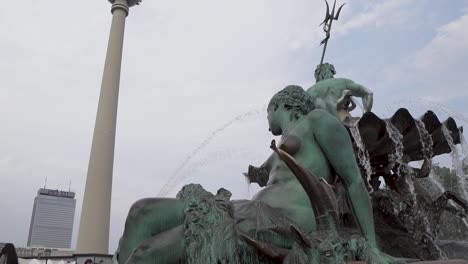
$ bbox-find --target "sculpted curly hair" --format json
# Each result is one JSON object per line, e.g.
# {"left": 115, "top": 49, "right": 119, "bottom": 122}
{"left": 268, "top": 85, "right": 315, "bottom": 120}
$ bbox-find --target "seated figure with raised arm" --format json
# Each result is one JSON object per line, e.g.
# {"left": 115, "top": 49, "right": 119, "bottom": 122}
{"left": 307, "top": 63, "right": 374, "bottom": 123}
{"left": 116, "top": 85, "right": 393, "bottom": 264}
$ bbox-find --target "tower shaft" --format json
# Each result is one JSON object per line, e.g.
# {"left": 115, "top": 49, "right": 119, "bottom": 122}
{"left": 76, "top": 0, "right": 129, "bottom": 254}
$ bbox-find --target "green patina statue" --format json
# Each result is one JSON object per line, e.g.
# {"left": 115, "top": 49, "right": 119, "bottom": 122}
{"left": 116, "top": 86, "right": 392, "bottom": 264}
{"left": 114, "top": 0, "right": 468, "bottom": 260}
{"left": 307, "top": 63, "right": 374, "bottom": 123}
{"left": 242, "top": 139, "right": 396, "bottom": 264}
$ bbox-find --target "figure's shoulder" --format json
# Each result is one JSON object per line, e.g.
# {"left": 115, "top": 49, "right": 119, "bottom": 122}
{"left": 332, "top": 77, "right": 354, "bottom": 83}
{"left": 306, "top": 83, "right": 324, "bottom": 94}
{"left": 307, "top": 78, "right": 352, "bottom": 90}
{"left": 306, "top": 81, "right": 333, "bottom": 95}
{"left": 305, "top": 109, "right": 336, "bottom": 122}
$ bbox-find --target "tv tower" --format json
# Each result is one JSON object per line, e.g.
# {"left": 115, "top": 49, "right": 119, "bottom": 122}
{"left": 76, "top": 0, "right": 141, "bottom": 254}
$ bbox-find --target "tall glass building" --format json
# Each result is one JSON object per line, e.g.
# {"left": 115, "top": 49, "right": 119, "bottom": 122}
{"left": 27, "top": 188, "right": 76, "bottom": 248}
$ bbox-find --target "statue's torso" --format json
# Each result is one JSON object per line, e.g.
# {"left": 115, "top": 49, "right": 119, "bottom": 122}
{"left": 252, "top": 113, "right": 334, "bottom": 232}
{"left": 307, "top": 78, "right": 351, "bottom": 97}
{"left": 307, "top": 78, "right": 351, "bottom": 115}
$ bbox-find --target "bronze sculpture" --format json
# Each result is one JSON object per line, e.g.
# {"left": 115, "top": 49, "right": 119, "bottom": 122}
{"left": 117, "top": 85, "right": 389, "bottom": 263}
{"left": 114, "top": 1, "right": 468, "bottom": 262}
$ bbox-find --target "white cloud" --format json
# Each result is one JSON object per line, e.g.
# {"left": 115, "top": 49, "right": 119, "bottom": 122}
{"left": 411, "top": 11, "right": 468, "bottom": 73}
{"left": 337, "top": 0, "right": 413, "bottom": 36}
{"left": 380, "top": 7, "right": 468, "bottom": 101}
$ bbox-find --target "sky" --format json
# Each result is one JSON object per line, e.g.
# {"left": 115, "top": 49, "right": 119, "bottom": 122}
{"left": 1, "top": 0, "right": 468, "bottom": 253}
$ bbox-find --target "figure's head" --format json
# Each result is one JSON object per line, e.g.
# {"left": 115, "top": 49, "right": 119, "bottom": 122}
{"left": 267, "top": 85, "right": 314, "bottom": 135}
{"left": 315, "top": 63, "right": 336, "bottom": 82}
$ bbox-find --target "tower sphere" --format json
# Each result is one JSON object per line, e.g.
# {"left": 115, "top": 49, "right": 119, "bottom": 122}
{"left": 108, "top": 0, "right": 142, "bottom": 7}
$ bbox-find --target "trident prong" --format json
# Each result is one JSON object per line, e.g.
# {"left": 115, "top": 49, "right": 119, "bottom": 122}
{"left": 319, "top": 1, "right": 331, "bottom": 26}
{"left": 335, "top": 3, "right": 346, "bottom": 20}
{"left": 319, "top": 0, "right": 346, "bottom": 67}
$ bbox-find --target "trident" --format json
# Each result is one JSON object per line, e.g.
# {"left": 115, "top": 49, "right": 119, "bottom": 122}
{"left": 319, "top": 0, "right": 345, "bottom": 66}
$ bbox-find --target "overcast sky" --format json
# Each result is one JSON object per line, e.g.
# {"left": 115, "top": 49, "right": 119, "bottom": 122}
{"left": 1, "top": 0, "right": 468, "bottom": 253}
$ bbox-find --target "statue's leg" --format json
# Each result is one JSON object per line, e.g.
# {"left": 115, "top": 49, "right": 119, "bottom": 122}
{"left": 117, "top": 198, "right": 185, "bottom": 264}
{"left": 125, "top": 225, "right": 184, "bottom": 264}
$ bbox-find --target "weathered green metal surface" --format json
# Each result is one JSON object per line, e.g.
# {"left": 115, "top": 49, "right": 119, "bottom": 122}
{"left": 116, "top": 86, "right": 394, "bottom": 264}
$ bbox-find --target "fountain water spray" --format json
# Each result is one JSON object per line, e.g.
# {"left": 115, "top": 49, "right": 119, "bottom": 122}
{"left": 415, "top": 119, "right": 434, "bottom": 159}
{"left": 428, "top": 170, "right": 468, "bottom": 231}
{"left": 385, "top": 120, "right": 405, "bottom": 175}
{"left": 348, "top": 123, "right": 372, "bottom": 190}
{"left": 417, "top": 98, "right": 468, "bottom": 125}
{"left": 442, "top": 125, "right": 468, "bottom": 202}
{"left": 158, "top": 107, "right": 266, "bottom": 196}
{"left": 427, "top": 171, "right": 446, "bottom": 197}
{"left": 162, "top": 148, "right": 261, "bottom": 196}
{"left": 460, "top": 130, "right": 468, "bottom": 157}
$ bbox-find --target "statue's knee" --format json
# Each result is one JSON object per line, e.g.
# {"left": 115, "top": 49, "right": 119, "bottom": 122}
{"left": 127, "top": 198, "right": 157, "bottom": 221}
{"left": 127, "top": 198, "right": 184, "bottom": 223}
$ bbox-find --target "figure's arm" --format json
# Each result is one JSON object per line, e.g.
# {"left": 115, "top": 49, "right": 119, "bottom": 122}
{"left": 243, "top": 153, "right": 276, "bottom": 187}
{"left": 336, "top": 90, "right": 351, "bottom": 111}
{"left": 346, "top": 82, "right": 373, "bottom": 113}
{"left": 260, "top": 152, "right": 276, "bottom": 172}
{"left": 310, "top": 110, "right": 378, "bottom": 247}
